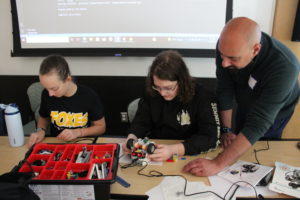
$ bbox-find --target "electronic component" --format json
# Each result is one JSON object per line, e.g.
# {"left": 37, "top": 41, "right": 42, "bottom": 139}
{"left": 89, "top": 162, "right": 109, "bottom": 179}
{"left": 126, "top": 137, "right": 156, "bottom": 165}
{"left": 75, "top": 147, "right": 92, "bottom": 163}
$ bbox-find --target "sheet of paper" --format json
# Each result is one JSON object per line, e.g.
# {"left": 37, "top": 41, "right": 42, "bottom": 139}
{"left": 217, "top": 160, "right": 273, "bottom": 187}
{"left": 29, "top": 184, "right": 95, "bottom": 200}
{"left": 269, "top": 162, "right": 300, "bottom": 198}
{"left": 146, "top": 184, "right": 165, "bottom": 200}
{"left": 161, "top": 176, "right": 214, "bottom": 200}
{"left": 146, "top": 176, "right": 214, "bottom": 200}
{"left": 208, "top": 175, "right": 277, "bottom": 200}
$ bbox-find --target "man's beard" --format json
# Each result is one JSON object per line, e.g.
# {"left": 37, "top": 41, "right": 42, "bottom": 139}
{"left": 228, "top": 65, "right": 239, "bottom": 70}
{"left": 227, "top": 66, "right": 240, "bottom": 75}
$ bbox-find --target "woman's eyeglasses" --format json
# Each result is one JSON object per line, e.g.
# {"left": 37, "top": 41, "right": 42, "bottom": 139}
{"left": 152, "top": 83, "right": 178, "bottom": 93}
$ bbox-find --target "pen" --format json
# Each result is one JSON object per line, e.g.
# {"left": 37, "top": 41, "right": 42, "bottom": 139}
{"left": 116, "top": 175, "right": 131, "bottom": 188}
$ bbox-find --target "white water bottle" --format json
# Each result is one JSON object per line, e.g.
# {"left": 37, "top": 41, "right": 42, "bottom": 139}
{"left": 5, "top": 104, "right": 24, "bottom": 147}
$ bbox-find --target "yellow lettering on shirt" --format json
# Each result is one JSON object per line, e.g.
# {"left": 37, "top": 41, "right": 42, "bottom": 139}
{"left": 56, "top": 112, "right": 67, "bottom": 126}
{"left": 65, "top": 113, "right": 75, "bottom": 127}
{"left": 50, "top": 111, "right": 59, "bottom": 124}
{"left": 50, "top": 111, "right": 88, "bottom": 128}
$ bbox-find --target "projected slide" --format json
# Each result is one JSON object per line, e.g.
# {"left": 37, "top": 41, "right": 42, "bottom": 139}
{"left": 16, "top": 0, "right": 227, "bottom": 50}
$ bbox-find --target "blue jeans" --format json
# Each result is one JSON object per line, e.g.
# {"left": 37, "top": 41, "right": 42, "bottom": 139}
{"left": 261, "top": 114, "right": 293, "bottom": 139}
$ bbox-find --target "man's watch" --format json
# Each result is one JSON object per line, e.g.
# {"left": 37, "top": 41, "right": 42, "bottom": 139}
{"left": 221, "top": 127, "right": 233, "bottom": 134}
{"left": 36, "top": 127, "right": 46, "bottom": 133}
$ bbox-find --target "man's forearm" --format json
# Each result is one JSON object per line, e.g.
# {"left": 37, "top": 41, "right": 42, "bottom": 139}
{"left": 220, "top": 109, "right": 233, "bottom": 128}
{"left": 214, "top": 133, "right": 252, "bottom": 168}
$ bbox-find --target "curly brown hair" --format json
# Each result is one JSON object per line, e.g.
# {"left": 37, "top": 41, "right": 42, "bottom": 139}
{"left": 146, "top": 50, "right": 195, "bottom": 103}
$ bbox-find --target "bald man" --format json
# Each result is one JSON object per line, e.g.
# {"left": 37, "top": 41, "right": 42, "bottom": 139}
{"left": 183, "top": 17, "right": 299, "bottom": 176}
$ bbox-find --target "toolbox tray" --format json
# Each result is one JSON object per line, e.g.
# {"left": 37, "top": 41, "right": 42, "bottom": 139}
{"left": 14, "top": 143, "right": 120, "bottom": 185}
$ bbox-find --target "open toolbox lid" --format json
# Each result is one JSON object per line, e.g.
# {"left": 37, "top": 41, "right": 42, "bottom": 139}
{"left": 14, "top": 143, "right": 120, "bottom": 184}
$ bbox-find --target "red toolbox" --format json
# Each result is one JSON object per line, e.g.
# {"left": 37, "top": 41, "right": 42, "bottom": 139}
{"left": 15, "top": 143, "right": 120, "bottom": 200}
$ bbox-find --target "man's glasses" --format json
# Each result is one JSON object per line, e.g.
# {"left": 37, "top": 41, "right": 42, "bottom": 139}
{"left": 152, "top": 83, "right": 178, "bottom": 93}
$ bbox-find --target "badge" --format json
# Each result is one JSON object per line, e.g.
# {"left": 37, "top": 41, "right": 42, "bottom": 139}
{"left": 248, "top": 75, "right": 257, "bottom": 89}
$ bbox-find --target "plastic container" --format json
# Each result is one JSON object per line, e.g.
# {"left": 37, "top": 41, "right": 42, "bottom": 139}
{"left": 16, "top": 143, "right": 120, "bottom": 200}
{"left": 5, "top": 103, "right": 24, "bottom": 147}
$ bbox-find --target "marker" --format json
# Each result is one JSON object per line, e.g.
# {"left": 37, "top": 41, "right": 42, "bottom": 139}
{"left": 116, "top": 175, "right": 130, "bottom": 188}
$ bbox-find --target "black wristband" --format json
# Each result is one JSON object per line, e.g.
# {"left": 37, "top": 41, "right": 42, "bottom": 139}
{"left": 36, "top": 127, "right": 46, "bottom": 133}
{"left": 221, "top": 127, "right": 232, "bottom": 134}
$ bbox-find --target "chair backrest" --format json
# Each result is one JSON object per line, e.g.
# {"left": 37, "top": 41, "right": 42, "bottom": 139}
{"left": 27, "top": 82, "right": 44, "bottom": 121}
{"left": 127, "top": 98, "right": 140, "bottom": 123}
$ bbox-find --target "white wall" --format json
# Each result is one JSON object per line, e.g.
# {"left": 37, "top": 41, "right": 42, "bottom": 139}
{"left": 0, "top": 0, "right": 276, "bottom": 77}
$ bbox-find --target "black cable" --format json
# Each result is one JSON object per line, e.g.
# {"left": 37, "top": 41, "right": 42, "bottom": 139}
{"left": 121, "top": 160, "right": 260, "bottom": 199}
{"left": 229, "top": 181, "right": 258, "bottom": 198}
{"left": 254, "top": 140, "right": 269, "bottom": 164}
{"left": 92, "top": 136, "right": 98, "bottom": 144}
{"left": 67, "top": 138, "right": 95, "bottom": 144}
{"left": 225, "top": 184, "right": 240, "bottom": 200}
{"left": 136, "top": 161, "right": 226, "bottom": 200}
{"left": 120, "top": 159, "right": 139, "bottom": 169}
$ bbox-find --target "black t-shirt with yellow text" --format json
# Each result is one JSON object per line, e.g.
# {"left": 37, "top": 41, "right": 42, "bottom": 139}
{"left": 39, "top": 84, "right": 104, "bottom": 136}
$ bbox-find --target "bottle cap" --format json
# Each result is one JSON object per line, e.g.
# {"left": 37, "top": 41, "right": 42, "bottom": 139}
{"left": 5, "top": 104, "right": 19, "bottom": 115}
